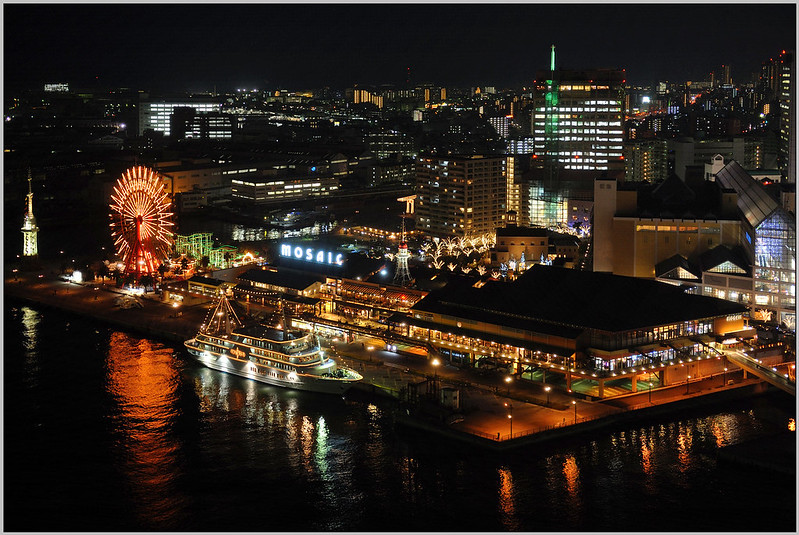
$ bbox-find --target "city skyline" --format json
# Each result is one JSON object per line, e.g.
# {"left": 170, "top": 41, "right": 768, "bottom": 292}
{"left": 4, "top": 3, "right": 796, "bottom": 92}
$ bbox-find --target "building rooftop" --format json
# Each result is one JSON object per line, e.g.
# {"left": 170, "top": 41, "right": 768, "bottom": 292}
{"left": 714, "top": 160, "right": 780, "bottom": 228}
{"left": 188, "top": 275, "right": 227, "bottom": 287}
{"left": 412, "top": 264, "right": 747, "bottom": 335}
{"left": 238, "top": 267, "right": 324, "bottom": 291}
{"left": 496, "top": 225, "right": 548, "bottom": 237}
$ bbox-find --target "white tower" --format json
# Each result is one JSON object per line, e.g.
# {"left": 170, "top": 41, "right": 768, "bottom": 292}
{"left": 393, "top": 216, "right": 412, "bottom": 287}
{"left": 21, "top": 169, "right": 39, "bottom": 258}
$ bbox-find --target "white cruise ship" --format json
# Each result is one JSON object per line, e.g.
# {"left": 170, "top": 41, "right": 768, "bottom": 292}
{"left": 184, "top": 293, "right": 362, "bottom": 394}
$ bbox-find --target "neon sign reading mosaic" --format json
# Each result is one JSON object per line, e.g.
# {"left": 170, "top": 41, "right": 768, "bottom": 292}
{"left": 280, "top": 243, "right": 343, "bottom": 265}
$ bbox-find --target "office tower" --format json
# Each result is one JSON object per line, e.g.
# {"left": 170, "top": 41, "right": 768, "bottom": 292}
{"left": 139, "top": 98, "right": 222, "bottom": 136}
{"left": 171, "top": 108, "right": 233, "bottom": 140}
{"left": 415, "top": 155, "right": 507, "bottom": 238}
{"left": 531, "top": 47, "right": 625, "bottom": 176}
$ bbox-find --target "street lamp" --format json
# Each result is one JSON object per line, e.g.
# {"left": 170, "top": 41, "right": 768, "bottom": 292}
{"left": 572, "top": 400, "right": 577, "bottom": 424}
{"left": 544, "top": 385, "right": 551, "bottom": 406}
{"left": 432, "top": 358, "right": 440, "bottom": 380}
{"left": 686, "top": 375, "right": 691, "bottom": 395}
{"left": 648, "top": 382, "right": 653, "bottom": 403}
{"left": 723, "top": 367, "right": 727, "bottom": 386}
{"left": 505, "top": 375, "right": 513, "bottom": 395}
{"left": 504, "top": 402, "right": 513, "bottom": 438}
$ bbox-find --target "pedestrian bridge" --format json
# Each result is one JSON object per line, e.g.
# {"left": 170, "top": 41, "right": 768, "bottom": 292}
{"left": 724, "top": 350, "right": 795, "bottom": 396}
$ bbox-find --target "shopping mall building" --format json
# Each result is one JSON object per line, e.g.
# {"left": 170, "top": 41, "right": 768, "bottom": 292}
{"left": 390, "top": 264, "right": 750, "bottom": 398}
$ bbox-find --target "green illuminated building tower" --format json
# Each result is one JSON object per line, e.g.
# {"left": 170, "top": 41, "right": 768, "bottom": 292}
{"left": 544, "top": 45, "right": 560, "bottom": 187}
{"left": 528, "top": 47, "right": 626, "bottom": 227}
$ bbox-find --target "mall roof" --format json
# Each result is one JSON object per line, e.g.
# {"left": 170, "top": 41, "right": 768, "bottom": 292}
{"left": 238, "top": 267, "right": 324, "bottom": 290}
{"left": 411, "top": 264, "right": 748, "bottom": 335}
{"left": 714, "top": 160, "right": 780, "bottom": 228}
{"left": 188, "top": 275, "right": 227, "bottom": 287}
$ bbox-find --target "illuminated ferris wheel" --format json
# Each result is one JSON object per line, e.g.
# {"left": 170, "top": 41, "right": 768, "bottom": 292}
{"left": 109, "top": 166, "right": 174, "bottom": 280}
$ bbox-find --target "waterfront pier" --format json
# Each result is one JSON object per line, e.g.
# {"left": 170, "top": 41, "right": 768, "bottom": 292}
{"left": 5, "top": 268, "right": 793, "bottom": 452}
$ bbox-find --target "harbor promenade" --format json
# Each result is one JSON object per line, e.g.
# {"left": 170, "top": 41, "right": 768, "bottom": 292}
{"left": 5, "top": 269, "right": 781, "bottom": 451}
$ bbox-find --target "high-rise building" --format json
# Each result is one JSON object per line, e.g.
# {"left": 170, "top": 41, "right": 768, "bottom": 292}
{"left": 668, "top": 137, "right": 764, "bottom": 180}
{"left": 364, "top": 130, "right": 415, "bottom": 159}
{"left": 777, "top": 50, "right": 795, "bottom": 182}
{"left": 488, "top": 115, "right": 511, "bottom": 138}
{"left": 623, "top": 140, "right": 668, "bottom": 182}
{"left": 139, "top": 98, "right": 222, "bottom": 136}
{"left": 415, "top": 155, "right": 507, "bottom": 238}
{"left": 506, "top": 137, "right": 536, "bottom": 155}
{"left": 352, "top": 88, "right": 384, "bottom": 108}
{"left": 531, "top": 48, "right": 625, "bottom": 174}
{"left": 505, "top": 156, "right": 525, "bottom": 224}
{"left": 721, "top": 64, "right": 732, "bottom": 85}
{"left": 171, "top": 107, "right": 234, "bottom": 140}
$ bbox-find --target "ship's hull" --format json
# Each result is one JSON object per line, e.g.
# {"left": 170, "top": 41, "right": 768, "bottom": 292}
{"left": 185, "top": 343, "right": 360, "bottom": 395}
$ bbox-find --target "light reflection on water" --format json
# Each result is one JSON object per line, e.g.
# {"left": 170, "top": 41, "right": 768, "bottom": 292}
{"left": 105, "top": 331, "right": 187, "bottom": 529}
{"left": 5, "top": 303, "right": 796, "bottom": 532}
{"left": 497, "top": 467, "right": 518, "bottom": 531}
{"left": 21, "top": 306, "right": 41, "bottom": 387}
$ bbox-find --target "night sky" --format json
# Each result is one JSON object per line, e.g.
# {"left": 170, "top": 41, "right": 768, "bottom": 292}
{"left": 4, "top": 3, "right": 796, "bottom": 92}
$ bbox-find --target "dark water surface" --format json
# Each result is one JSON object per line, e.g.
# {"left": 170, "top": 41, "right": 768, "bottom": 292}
{"left": 4, "top": 303, "right": 796, "bottom": 532}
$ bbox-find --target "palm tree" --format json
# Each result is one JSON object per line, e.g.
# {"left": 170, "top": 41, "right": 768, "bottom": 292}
{"left": 98, "top": 262, "right": 110, "bottom": 282}
{"left": 140, "top": 274, "right": 154, "bottom": 292}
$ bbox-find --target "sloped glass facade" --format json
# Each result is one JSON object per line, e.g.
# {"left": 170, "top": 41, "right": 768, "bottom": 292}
{"left": 754, "top": 210, "right": 796, "bottom": 328}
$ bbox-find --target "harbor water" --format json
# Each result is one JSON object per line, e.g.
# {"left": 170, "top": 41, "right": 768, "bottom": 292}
{"left": 4, "top": 302, "right": 796, "bottom": 532}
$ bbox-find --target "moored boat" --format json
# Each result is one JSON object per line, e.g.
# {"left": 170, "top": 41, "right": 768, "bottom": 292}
{"left": 184, "top": 292, "right": 362, "bottom": 394}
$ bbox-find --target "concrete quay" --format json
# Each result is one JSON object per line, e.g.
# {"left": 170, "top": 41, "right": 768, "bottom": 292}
{"left": 5, "top": 269, "right": 784, "bottom": 452}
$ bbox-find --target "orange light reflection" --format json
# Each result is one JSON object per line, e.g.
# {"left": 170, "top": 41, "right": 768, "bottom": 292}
{"left": 105, "top": 332, "right": 186, "bottom": 528}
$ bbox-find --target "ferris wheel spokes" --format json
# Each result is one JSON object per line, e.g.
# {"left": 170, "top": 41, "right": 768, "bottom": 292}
{"left": 109, "top": 166, "right": 174, "bottom": 282}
